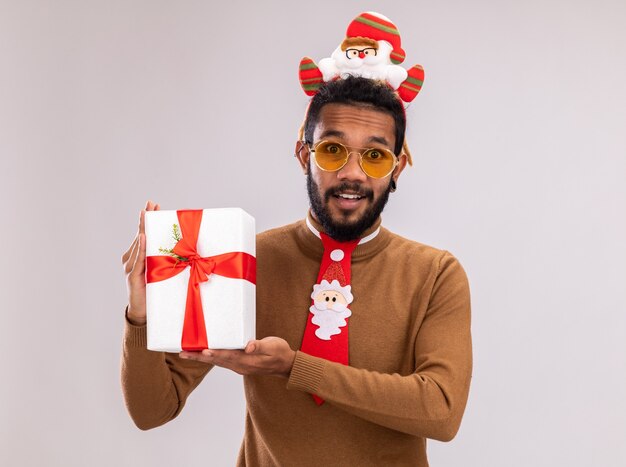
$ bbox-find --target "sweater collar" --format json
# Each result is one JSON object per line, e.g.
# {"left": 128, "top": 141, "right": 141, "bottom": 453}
{"left": 295, "top": 211, "right": 391, "bottom": 262}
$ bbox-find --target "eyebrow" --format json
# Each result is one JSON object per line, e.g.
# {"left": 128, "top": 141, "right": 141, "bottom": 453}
{"left": 318, "top": 130, "right": 392, "bottom": 148}
{"left": 318, "top": 130, "right": 345, "bottom": 140}
{"left": 368, "top": 135, "right": 391, "bottom": 147}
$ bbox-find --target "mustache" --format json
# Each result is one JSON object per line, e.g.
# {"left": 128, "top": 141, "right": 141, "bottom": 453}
{"left": 323, "top": 183, "right": 374, "bottom": 202}
{"left": 312, "top": 301, "right": 349, "bottom": 312}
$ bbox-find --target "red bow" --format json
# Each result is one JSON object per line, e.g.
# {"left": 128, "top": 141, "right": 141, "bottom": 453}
{"left": 146, "top": 210, "right": 256, "bottom": 350}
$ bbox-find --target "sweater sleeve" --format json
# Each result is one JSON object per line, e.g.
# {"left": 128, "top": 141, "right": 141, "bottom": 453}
{"left": 286, "top": 252, "right": 473, "bottom": 442}
{"left": 120, "top": 309, "right": 213, "bottom": 430}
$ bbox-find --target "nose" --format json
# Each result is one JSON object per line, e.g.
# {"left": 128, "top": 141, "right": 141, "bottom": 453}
{"left": 337, "top": 152, "right": 367, "bottom": 183}
{"left": 358, "top": 51, "right": 365, "bottom": 59}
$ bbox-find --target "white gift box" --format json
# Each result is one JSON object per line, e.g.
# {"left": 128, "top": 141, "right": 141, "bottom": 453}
{"left": 144, "top": 208, "right": 255, "bottom": 352}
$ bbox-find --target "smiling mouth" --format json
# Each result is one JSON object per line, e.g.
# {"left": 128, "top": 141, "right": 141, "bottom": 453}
{"left": 325, "top": 183, "right": 373, "bottom": 204}
{"left": 335, "top": 193, "right": 365, "bottom": 200}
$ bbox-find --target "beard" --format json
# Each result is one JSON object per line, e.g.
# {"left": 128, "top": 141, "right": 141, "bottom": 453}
{"left": 306, "top": 170, "right": 392, "bottom": 242}
{"left": 309, "top": 304, "right": 352, "bottom": 341}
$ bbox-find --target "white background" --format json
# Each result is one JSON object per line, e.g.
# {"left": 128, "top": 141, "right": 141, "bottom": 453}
{"left": 1, "top": 1, "right": 625, "bottom": 466}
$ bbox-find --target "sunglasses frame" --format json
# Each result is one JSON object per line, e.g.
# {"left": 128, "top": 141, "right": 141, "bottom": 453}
{"left": 307, "top": 140, "right": 399, "bottom": 179}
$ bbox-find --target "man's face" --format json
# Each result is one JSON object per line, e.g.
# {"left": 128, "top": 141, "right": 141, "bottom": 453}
{"left": 297, "top": 103, "right": 407, "bottom": 242}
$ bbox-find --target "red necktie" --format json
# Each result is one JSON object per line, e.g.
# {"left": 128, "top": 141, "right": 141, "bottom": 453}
{"left": 300, "top": 230, "right": 360, "bottom": 405}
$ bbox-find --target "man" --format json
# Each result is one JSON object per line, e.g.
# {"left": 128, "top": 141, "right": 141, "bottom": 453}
{"left": 121, "top": 76, "right": 472, "bottom": 466}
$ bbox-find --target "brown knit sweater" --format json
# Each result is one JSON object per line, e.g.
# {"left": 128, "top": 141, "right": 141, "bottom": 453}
{"left": 121, "top": 215, "right": 472, "bottom": 466}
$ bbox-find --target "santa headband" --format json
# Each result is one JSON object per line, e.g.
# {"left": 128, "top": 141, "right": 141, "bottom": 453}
{"left": 297, "top": 11, "right": 424, "bottom": 165}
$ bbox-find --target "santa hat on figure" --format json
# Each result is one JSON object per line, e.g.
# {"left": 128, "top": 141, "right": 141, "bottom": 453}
{"left": 345, "top": 11, "right": 407, "bottom": 65}
{"left": 298, "top": 11, "right": 425, "bottom": 104}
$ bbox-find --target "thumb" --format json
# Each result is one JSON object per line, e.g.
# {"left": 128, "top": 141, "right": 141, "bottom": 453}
{"left": 245, "top": 340, "right": 264, "bottom": 355}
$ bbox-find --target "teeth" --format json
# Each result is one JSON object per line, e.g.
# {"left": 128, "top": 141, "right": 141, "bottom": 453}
{"left": 338, "top": 193, "right": 362, "bottom": 199}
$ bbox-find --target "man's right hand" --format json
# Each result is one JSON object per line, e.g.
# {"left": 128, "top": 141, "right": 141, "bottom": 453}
{"left": 122, "top": 200, "right": 160, "bottom": 326}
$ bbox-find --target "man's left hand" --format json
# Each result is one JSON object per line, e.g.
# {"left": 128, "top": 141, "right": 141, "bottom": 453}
{"left": 179, "top": 337, "right": 296, "bottom": 378}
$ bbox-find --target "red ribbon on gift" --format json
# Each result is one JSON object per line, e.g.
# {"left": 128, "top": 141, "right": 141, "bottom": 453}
{"left": 145, "top": 210, "right": 256, "bottom": 351}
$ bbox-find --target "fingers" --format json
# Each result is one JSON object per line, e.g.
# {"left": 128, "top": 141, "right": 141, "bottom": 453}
{"left": 137, "top": 232, "right": 146, "bottom": 268}
{"left": 179, "top": 351, "right": 213, "bottom": 363}
{"left": 181, "top": 349, "right": 245, "bottom": 365}
{"left": 179, "top": 346, "right": 292, "bottom": 377}
{"left": 147, "top": 200, "right": 161, "bottom": 211}
{"left": 139, "top": 208, "right": 145, "bottom": 235}
{"left": 121, "top": 234, "right": 138, "bottom": 264}
{"left": 139, "top": 200, "right": 160, "bottom": 235}
{"left": 139, "top": 200, "right": 150, "bottom": 233}
{"left": 124, "top": 236, "right": 140, "bottom": 274}
{"left": 130, "top": 233, "right": 146, "bottom": 275}
{"left": 125, "top": 200, "right": 158, "bottom": 271}
{"left": 124, "top": 198, "right": 154, "bottom": 265}
{"left": 201, "top": 349, "right": 236, "bottom": 362}
{"left": 179, "top": 350, "right": 240, "bottom": 370}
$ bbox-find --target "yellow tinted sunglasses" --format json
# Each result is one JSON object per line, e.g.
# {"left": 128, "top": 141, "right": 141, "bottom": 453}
{"left": 309, "top": 140, "right": 399, "bottom": 179}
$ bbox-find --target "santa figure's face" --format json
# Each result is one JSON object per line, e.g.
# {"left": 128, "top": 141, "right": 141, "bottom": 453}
{"left": 310, "top": 279, "right": 353, "bottom": 311}
{"left": 342, "top": 44, "right": 380, "bottom": 69}
{"left": 345, "top": 46, "right": 377, "bottom": 61}
{"left": 313, "top": 289, "right": 349, "bottom": 312}
{"left": 333, "top": 37, "right": 392, "bottom": 71}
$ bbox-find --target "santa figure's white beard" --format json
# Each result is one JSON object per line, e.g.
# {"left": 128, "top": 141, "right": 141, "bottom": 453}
{"left": 310, "top": 301, "right": 352, "bottom": 341}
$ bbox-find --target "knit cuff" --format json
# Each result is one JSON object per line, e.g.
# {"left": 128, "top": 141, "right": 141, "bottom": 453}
{"left": 123, "top": 306, "right": 147, "bottom": 348}
{"left": 286, "top": 351, "right": 326, "bottom": 394}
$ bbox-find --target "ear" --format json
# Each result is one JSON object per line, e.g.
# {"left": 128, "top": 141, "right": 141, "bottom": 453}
{"left": 295, "top": 141, "right": 310, "bottom": 174}
{"left": 391, "top": 153, "right": 408, "bottom": 184}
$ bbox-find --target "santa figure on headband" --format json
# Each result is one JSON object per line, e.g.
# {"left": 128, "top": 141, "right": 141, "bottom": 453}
{"left": 299, "top": 11, "right": 425, "bottom": 103}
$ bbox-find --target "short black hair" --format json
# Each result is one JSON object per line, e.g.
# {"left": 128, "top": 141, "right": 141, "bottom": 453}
{"left": 304, "top": 76, "right": 406, "bottom": 155}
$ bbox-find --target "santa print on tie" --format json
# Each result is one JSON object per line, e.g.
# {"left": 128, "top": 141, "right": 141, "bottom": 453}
{"left": 300, "top": 232, "right": 360, "bottom": 405}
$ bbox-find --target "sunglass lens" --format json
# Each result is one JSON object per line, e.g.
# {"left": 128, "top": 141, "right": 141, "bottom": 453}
{"left": 361, "top": 149, "right": 396, "bottom": 178}
{"left": 314, "top": 142, "right": 348, "bottom": 171}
